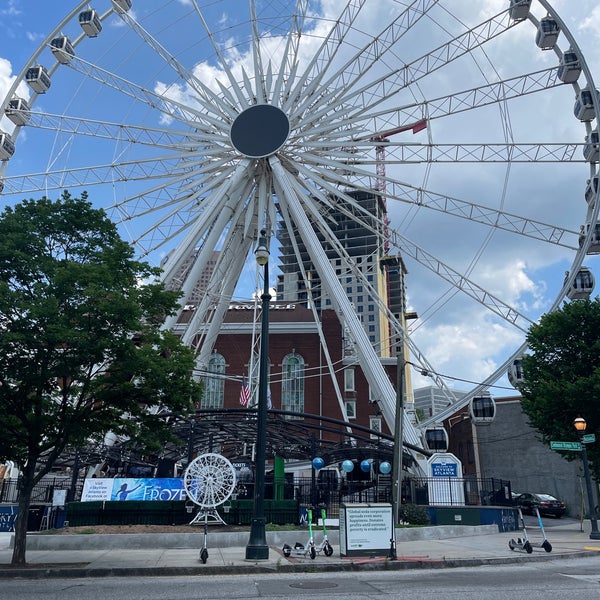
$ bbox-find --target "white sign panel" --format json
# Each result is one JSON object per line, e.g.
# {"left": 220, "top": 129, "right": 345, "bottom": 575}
{"left": 339, "top": 503, "right": 392, "bottom": 557}
{"left": 427, "top": 452, "right": 464, "bottom": 505}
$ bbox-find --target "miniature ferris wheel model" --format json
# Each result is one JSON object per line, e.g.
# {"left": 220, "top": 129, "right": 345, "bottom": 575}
{"left": 1, "top": 1, "right": 600, "bottom": 449}
{"left": 183, "top": 453, "right": 237, "bottom": 525}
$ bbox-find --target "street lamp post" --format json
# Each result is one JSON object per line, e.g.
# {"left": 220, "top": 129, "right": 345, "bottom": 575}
{"left": 390, "top": 334, "right": 405, "bottom": 560}
{"left": 573, "top": 417, "right": 600, "bottom": 540}
{"left": 245, "top": 230, "right": 271, "bottom": 560}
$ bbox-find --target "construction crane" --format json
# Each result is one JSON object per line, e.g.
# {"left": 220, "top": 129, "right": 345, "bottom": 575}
{"left": 371, "top": 119, "right": 428, "bottom": 252}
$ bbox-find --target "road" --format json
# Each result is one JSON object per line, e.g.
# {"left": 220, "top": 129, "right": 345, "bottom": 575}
{"left": 3, "top": 556, "right": 599, "bottom": 600}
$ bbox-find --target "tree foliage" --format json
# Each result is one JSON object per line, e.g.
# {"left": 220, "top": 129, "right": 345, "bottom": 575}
{"left": 0, "top": 192, "right": 201, "bottom": 564}
{"left": 520, "top": 297, "right": 600, "bottom": 480}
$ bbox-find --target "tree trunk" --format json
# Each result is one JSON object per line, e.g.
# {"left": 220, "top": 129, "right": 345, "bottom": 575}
{"left": 11, "top": 469, "right": 35, "bottom": 565}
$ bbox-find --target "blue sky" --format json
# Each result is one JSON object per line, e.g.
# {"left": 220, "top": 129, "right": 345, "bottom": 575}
{"left": 1, "top": 0, "right": 600, "bottom": 397}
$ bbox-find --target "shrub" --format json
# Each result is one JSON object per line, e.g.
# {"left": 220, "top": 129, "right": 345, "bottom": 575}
{"left": 399, "top": 503, "right": 430, "bottom": 526}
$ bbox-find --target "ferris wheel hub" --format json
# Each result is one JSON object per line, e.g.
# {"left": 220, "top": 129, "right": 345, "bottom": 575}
{"left": 230, "top": 104, "right": 290, "bottom": 158}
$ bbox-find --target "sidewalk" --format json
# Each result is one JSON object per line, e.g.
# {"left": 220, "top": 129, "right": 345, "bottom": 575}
{"left": 0, "top": 522, "right": 598, "bottom": 579}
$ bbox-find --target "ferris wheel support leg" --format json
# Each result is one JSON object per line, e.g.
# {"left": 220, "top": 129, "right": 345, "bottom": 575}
{"left": 271, "top": 157, "right": 423, "bottom": 449}
{"left": 189, "top": 508, "right": 227, "bottom": 526}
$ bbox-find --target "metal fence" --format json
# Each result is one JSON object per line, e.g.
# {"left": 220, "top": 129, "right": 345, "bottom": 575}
{"left": 282, "top": 475, "right": 512, "bottom": 519}
{"left": 0, "top": 476, "right": 74, "bottom": 504}
{"left": 0, "top": 475, "right": 512, "bottom": 527}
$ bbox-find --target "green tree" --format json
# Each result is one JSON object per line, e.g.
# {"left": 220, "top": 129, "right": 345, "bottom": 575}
{"left": 520, "top": 297, "right": 600, "bottom": 480}
{"left": 0, "top": 192, "right": 201, "bottom": 565}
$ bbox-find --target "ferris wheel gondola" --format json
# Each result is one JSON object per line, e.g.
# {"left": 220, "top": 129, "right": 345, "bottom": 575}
{"left": 469, "top": 393, "right": 496, "bottom": 425}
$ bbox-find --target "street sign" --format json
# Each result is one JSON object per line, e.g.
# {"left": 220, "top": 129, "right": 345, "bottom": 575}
{"left": 550, "top": 441, "right": 581, "bottom": 451}
{"left": 583, "top": 433, "right": 596, "bottom": 444}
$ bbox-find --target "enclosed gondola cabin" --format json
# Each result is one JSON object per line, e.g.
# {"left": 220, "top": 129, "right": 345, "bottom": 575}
{"left": 585, "top": 175, "right": 599, "bottom": 206}
{"left": 565, "top": 266, "right": 595, "bottom": 300}
{"left": 0, "top": 133, "right": 15, "bottom": 161}
{"left": 558, "top": 50, "right": 581, "bottom": 84}
{"left": 579, "top": 222, "right": 600, "bottom": 254}
{"left": 507, "top": 358, "right": 525, "bottom": 389}
{"left": 50, "top": 36, "right": 75, "bottom": 64}
{"left": 574, "top": 88, "right": 598, "bottom": 122}
{"left": 5, "top": 97, "right": 30, "bottom": 126}
{"left": 584, "top": 129, "right": 599, "bottom": 163}
{"left": 508, "top": 0, "right": 532, "bottom": 21}
{"left": 25, "top": 65, "right": 51, "bottom": 94}
{"left": 469, "top": 393, "right": 496, "bottom": 425}
{"left": 0, "top": 179, "right": 3, "bottom": 194}
{"left": 424, "top": 427, "right": 449, "bottom": 453}
{"left": 112, "top": 0, "right": 132, "bottom": 13}
{"left": 535, "top": 16, "right": 560, "bottom": 50}
{"left": 79, "top": 9, "right": 102, "bottom": 37}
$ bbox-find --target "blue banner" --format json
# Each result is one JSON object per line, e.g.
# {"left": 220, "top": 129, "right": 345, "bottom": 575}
{"left": 81, "top": 478, "right": 186, "bottom": 502}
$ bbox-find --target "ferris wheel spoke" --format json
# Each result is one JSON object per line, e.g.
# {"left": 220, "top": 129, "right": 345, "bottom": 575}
{"left": 389, "top": 231, "right": 534, "bottom": 332}
{"left": 344, "top": 65, "right": 563, "bottom": 136}
{"left": 291, "top": 0, "right": 441, "bottom": 125}
{"left": 382, "top": 142, "right": 585, "bottom": 163}
{"left": 64, "top": 55, "right": 222, "bottom": 129}
{"left": 189, "top": 233, "right": 252, "bottom": 353}
{"left": 384, "top": 180, "right": 577, "bottom": 248}
{"left": 159, "top": 161, "right": 254, "bottom": 289}
{"left": 1, "top": 156, "right": 190, "bottom": 196}
{"left": 281, "top": 0, "right": 366, "bottom": 115}
{"left": 24, "top": 111, "right": 197, "bottom": 149}
{"left": 338, "top": 9, "right": 516, "bottom": 122}
{"left": 191, "top": 5, "right": 253, "bottom": 109}
{"left": 115, "top": 9, "right": 239, "bottom": 120}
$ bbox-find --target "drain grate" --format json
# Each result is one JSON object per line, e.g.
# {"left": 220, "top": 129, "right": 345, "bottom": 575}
{"left": 289, "top": 581, "right": 339, "bottom": 590}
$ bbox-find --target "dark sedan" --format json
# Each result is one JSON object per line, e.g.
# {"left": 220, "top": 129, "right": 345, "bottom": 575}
{"left": 516, "top": 492, "right": 566, "bottom": 518}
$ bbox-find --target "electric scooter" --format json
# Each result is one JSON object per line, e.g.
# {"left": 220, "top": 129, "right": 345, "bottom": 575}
{"left": 282, "top": 508, "right": 317, "bottom": 559}
{"left": 508, "top": 507, "right": 552, "bottom": 553}
{"left": 314, "top": 507, "right": 334, "bottom": 556}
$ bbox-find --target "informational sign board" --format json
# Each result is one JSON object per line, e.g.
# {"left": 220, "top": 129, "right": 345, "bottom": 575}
{"left": 339, "top": 503, "right": 392, "bottom": 557}
{"left": 52, "top": 489, "right": 67, "bottom": 507}
{"left": 427, "top": 453, "right": 465, "bottom": 505}
{"left": 80, "top": 478, "right": 186, "bottom": 502}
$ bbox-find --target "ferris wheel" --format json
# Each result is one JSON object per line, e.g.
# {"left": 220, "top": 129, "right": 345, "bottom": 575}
{"left": 1, "top": 1, "right": 599, "bottom": 442}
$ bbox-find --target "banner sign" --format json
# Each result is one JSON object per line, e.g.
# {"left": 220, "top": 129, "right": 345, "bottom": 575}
{"left": 81, "top": 478, "right": 186, "bottom": 502}
{"left": 0, "top": 505, "right": 17, "bottom": 532}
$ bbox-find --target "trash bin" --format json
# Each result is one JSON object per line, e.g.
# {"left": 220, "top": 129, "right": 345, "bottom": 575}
{"left": 27, "top": 505, "right": 46, "bottom": 531}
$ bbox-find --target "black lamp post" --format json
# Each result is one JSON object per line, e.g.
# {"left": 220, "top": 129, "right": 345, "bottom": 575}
{"left": 245, "top": 230, "right": 271, "bottom": 560}
{"left": 573, "top": 417, "right": 600, "bottom": 540}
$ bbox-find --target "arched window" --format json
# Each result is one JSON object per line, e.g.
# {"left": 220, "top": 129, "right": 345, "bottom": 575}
{"left": 281, "top": 353, "right": 304, "bottom": 416}
{"left": 202, "top": 353, "right": 225, "bottom": 409}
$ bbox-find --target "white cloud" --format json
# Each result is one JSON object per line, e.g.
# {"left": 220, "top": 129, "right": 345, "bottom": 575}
{"left": 0, "top": 0, "right": 21, "bottom": 17}
{"left": 579, "top": 6, "right": 600, "bottom": 39}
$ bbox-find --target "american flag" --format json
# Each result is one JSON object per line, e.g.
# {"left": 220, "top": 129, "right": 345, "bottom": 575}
{"left": 239, "top": 376, "right": 250, "bottom": 406}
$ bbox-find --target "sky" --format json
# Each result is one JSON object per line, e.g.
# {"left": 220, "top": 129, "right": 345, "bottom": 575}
{"left": 1, "top": 0, "right": 600, "bottom": 404}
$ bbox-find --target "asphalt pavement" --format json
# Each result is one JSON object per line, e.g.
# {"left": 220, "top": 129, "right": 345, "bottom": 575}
{"left": 0, "top": 519, "right": 598, "bottom": 579}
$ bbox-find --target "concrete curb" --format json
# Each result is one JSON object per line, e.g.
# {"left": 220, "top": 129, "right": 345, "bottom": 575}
{"left": 21, "top": 524, "right": 499, "bottom": 550}
{"left": 0, "top": 549, "right": 595, "bottom": 580}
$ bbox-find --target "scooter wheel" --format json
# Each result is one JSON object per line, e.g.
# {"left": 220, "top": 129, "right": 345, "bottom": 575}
{"left": 324, "top": 542, "right": 333, "bottom": 556}
{"left": 200, "top": 547, "right": 209, "bottom": 564}
{"left": 283, "top": 546, "right": 291, "bottom": 557}
{"left": 310, "top": 546, "right": 316, "bottom": 559}
{"left": 508, "top": 540, "right": 515, "bottom": 551}
{"left": 542, "top": 540, "right": 552, "bottom": 553}
{"left": 524, "top": 541, "right": 533, "bottom": 554}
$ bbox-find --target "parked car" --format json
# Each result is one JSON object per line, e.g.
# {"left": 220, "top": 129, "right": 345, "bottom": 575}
{"left": 516, "top": 492, "right": 566, "bottom": 518}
